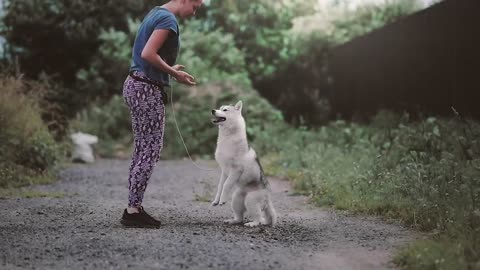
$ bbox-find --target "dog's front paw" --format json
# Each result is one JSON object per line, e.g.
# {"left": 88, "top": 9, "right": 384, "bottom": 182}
{"left": 224, "top": 219, "right": 242, "bottom": 225}
{"left": 211, "top": 200, "right": 219, "bottom": 206}
{"left": 244, "top": 221, "right": 261, "bottom": 227}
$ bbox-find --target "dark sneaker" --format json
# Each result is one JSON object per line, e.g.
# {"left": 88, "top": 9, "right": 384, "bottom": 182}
{"left": 138, "top": 206, "right": 161, "bottom": 226}
{"left": 120, "top": 208, "right": 161, "bottom": 228}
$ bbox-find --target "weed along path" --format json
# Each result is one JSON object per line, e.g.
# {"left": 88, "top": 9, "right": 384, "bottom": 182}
{"left": 0, "top": 159, "right": 415, "bottom": 270}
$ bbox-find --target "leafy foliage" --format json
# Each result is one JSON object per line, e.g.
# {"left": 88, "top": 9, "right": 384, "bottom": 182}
{"left": 206, "top": 0, "right": 316, "bottom": 82}
{"left": 2, "top": 0, "right": 157, "bottom": 124}
{"left": 76, "top": 19, "right": 140, "bottom": 103}
{"left": 3, "top": 0, "right": 147, "bottom": 80}
{"left": 71, "top": 18, "right": 284, "bottom": 159}
{"left": 0, "top": 75, "right": 60, "bottom": 188}
{"left": 176, "top": 19, "right": 251, "bottom": 87}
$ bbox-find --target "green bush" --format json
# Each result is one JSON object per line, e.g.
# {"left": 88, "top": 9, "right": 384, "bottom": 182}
{"left": 70, "top": 18, "right": 276, "bottom": 159}
{"left": 206, "top": 0, "right": 317, "bottom": 83}
{"left": 76, "top": 18, "right": 140, "bottom": 105}
{"left": 176, "top": 19, "right": 251, "bottom": 88}
{"left": 0, "top": 75, "right": 60, "bottom": 188}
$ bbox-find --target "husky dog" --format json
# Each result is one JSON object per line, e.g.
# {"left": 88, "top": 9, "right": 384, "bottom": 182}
{"left": 211, "top": 101, "right": 277, "bottom": 227}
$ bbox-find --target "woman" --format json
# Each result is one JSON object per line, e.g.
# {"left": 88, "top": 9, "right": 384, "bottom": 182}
{"left": 121, "top": 0, "right": 204, "bottom": 228}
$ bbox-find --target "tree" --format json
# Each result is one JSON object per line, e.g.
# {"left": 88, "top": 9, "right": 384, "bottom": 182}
{"left": 2, "top": 0, "right": 155, "bottom": 83}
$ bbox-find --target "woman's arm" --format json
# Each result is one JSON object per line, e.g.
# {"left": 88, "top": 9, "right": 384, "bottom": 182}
{"left": 141, "top": 29, "right": 195, "bottom": 85}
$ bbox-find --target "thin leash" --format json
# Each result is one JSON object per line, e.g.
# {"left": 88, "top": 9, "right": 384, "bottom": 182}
{"left": 167, "top": 83, "right": 218, "bottom": 171}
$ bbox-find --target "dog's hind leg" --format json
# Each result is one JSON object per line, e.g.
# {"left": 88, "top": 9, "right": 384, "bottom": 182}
{"left": 244, "top": 190, "right": 263, "bottom": 227}
{"left": 212, "top": 169, "right": 227, "bottom": 206}
{"left": 224, "top": 188, "right": 246, "bottom": 225}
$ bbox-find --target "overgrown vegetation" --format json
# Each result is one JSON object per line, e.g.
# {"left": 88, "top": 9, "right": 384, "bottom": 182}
{"left": 0, "top": 75, "right": 61, "bottom": 189}
{"left": 259, "top": 111, "right": 479, "bottom": 269}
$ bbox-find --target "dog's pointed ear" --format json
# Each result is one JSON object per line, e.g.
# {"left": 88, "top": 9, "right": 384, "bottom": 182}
{"left": 234, "top": 100, "right": 243, "bottom": 111}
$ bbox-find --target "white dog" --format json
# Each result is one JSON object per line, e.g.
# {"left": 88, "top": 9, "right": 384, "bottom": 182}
{"left": 211, "top": 101, "right": 277, "bottom": 227}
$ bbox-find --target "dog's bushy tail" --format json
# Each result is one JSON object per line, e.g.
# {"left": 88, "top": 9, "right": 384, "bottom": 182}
{"left": 248, "top": 190, "right": 277, "bottom": 226}
{"left": 263, "top": 194, "right": 277, "bottom": 225}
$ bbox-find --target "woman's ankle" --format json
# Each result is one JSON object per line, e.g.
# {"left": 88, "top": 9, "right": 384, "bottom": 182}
{"left": 127, "top": 207, "right": 140, "bottom": 214}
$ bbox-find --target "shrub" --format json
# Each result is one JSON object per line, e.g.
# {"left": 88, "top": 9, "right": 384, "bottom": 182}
{"left": 0, "top": 75, "right": 60, "bottom": 188}
{"left": 75, "top": 18, "right": 140, "bottom": 105}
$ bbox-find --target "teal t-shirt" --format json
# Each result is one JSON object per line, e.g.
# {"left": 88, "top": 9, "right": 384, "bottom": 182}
{"left": 130, "top": 7, "right": 180, "bottom": 85}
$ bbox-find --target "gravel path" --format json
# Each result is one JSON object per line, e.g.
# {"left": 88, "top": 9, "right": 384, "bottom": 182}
{"left": 0, "top": 159, "right": 415, "bottom": 270}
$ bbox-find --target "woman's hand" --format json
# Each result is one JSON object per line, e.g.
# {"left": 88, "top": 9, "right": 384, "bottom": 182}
{"left": 172, "top": 65, "right": 196, "bottom": 85}
{"left": 142, "top": 30, "right": 196, "bottom": 86}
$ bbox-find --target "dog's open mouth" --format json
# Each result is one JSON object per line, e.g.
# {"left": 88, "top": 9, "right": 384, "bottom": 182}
{"left": 211, "top": 116, "right": 226, "bottom": 124}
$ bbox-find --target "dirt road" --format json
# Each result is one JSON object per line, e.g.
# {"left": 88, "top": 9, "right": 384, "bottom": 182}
{"left": 0, "top": 159, "right": 414, "bottom": 269}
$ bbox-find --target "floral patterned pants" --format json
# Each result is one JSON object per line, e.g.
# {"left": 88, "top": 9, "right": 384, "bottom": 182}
{"left": 122, "top": 71, "right": 166, "bottom": 208}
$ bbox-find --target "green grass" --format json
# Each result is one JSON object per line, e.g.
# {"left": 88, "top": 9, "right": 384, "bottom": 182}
{"left": 0, "top": 167, "right": 66, "bottom": 199}
{"left": 259, "top": 112, "right": 480, "bottom": 269}
{"left": 0, "top": 188, "right": 67, "bottom": 199}
{"left": 393, "top": 237, "right": 475, "bottom": 270}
